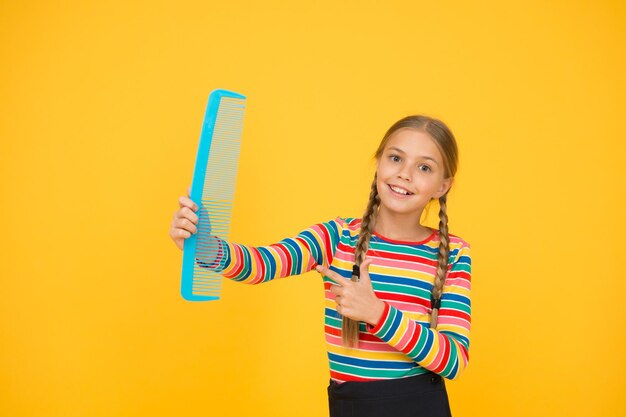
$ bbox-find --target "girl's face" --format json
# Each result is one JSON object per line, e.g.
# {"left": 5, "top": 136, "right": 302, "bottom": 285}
{"left": 376, "top": 128, "right": 452, "bottom": 219}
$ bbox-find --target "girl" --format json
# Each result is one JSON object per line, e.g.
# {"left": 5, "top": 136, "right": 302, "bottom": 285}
{"left": 169, "top": 115, "right": 472, "bottom": 417}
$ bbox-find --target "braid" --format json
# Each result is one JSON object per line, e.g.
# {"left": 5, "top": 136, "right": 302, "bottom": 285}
{"left": 430, "top": 194, "right": 450, "bottom": 329}
{"left": 355, "top": 175, "right": 379, "bottom": 265}
{"left": 342, "top": 175, "right": 379, "bottom": 347}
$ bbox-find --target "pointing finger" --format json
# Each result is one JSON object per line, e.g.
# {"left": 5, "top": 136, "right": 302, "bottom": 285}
{"left": 315, "top": 265, "right": 352, "bottom": 287}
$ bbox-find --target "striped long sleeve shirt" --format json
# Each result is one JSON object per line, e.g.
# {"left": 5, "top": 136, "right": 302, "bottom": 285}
{"left": 204, "top": 217, "right": 472, "bottom": 382}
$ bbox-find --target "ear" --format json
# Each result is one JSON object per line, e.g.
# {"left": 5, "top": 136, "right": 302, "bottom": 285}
{"left": 433, "top": 177, "right": 453, "bottom": 199}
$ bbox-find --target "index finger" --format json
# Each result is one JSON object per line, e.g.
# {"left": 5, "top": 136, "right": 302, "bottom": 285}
{"left": 315, "top": 265, "right": 352, "bottom": 286}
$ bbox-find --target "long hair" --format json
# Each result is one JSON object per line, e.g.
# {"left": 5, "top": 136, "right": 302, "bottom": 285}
{"left": 342, "top": 115, "right": 459, "bottom": 347}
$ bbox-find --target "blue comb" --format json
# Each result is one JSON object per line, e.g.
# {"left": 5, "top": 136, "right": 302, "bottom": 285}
{"left": 181, "top": 89, "right": 246, "bottom": 301}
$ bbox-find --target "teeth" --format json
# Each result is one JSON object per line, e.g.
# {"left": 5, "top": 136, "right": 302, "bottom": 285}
{"left": 390, "top": 185, "right": 409, "bottom": 195}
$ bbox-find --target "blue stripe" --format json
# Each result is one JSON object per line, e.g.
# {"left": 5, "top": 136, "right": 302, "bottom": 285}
{"left": 325, "top": 220, "right": 340, "bottom": 251}
{"left": 379, "top": 306, "right": 402, "bottom": 341}
{"left": 220, "top": 240, "right": 231, "bottom": 272}
{"left": 456, "top": 255, "right": 471, "bottom": 265}
{"left": 281, "top": 238, "right": 303, "bottom": 274}
{"left": 415, "top": 326, "right": 434, "bottom": 362}
{"left": 328, "top": 352, "right": 414, "bottom": 370}
{"left": 441, "top": 331, "right": 469, "bottom": 350}
{"left": 319, "top": 220, "right": 339, "bottom": 255}
{"left": 442, "top": 293, "right": 470, "bottom": 305}
{"left": 325, "top": 307, "right": 341, "bottom": 320}
{"left": 449, "top": 357, "right": 459, "bottom": 378}
{"left": 257, "top": 247, "right": 276, "bottom": 280}
{"left": 373, "top": 275, "right": 433, "bottom": 290}
{"left": 299, "top": 231, "right": 322, "bottom": 265}
{"left": 330, "top": 264, "right": 352, "bottom": 279}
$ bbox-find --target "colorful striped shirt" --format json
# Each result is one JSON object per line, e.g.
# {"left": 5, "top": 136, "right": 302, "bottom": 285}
{"left": 203, "top": 217, "right": 472, "bottom": 382}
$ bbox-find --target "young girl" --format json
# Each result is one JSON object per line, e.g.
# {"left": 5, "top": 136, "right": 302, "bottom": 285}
{"left": 169, "top": 115, "right": 472, "bottom": 417}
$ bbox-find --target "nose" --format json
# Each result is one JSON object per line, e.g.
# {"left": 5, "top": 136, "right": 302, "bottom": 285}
{"left": 397, "top": 163, "right": 411, "bottom": 181}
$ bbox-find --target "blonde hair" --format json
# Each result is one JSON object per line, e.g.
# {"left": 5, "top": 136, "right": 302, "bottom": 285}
{"left": 342, "top": 115, "right": 459, "bottom": 347}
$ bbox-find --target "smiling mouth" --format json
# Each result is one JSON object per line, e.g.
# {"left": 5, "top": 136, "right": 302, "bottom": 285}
{"left": 388, "top": 185, "right": 414, "bottom": 196}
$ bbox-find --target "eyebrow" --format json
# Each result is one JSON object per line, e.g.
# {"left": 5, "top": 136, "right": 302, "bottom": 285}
{"left": 387, "top": 147, "right": 440, "bottom": 165}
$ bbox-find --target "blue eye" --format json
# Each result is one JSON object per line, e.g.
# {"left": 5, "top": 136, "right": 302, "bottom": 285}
{"left": 390, "top": 155, "right": 401, "bottom": 162}
{"left": 419, "top": 164, "right": 431, "bottom": 172}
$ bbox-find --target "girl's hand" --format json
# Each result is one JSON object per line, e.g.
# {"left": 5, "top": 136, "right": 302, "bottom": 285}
{"left": 170, "top": 186, "right": 199, "bottom": 251}
{"left": 315, "top": 258, "right": 385, "bottom": 326}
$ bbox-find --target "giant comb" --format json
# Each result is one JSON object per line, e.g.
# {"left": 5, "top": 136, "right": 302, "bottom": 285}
{"left": 181, "top": 89, "right": 246, "bottom": 301}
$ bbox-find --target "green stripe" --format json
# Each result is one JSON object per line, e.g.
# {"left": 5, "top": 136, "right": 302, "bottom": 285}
{"left": 442, "top": 300, "right": 471, "bottom": 314}
{"left": 451, "top": 263, "right": 471, "bottom": 273}
{"left": 441, "top": 342, "right": 458, "bottom": 376}
{"left": 375, "top": 283, "right": 431, "bottom": 299}
{"left": 408, "top": 326, "right": 429, "bottom": 359}
{"left": 232, "top": 244, "right": 252, "bottom": 281}
{"left": 257, "top": 248, "right": 272, "bottom": 282}
{"left": 325, "top": 316, "right": 342, "bottom": 328}
{"left": 282, "top": 241, "right": 300, "bottom": 275}
{"left": 375, "top": 306, "right": 397, "bottom": 340}
{"left": 324, "top": 317, "right": 369, "bottom": 332}
{"left": 370, "top": 241, "right": 438, "bottom": 258}
{"left": 330, "top": 362, "right": 418, "bottom": 379}
{"left": 300, "top": 233, "right": 319, "bottom": 264}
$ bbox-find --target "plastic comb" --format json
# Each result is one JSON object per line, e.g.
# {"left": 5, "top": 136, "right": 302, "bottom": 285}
{"left": 181, "top": 89, "right": 246, "bottom": 301}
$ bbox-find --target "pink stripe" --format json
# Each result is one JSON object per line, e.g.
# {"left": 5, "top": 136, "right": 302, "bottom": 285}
{"left": 334, "top": 248, "right": 356, "bottom": 262}
{"left": 396, "top": 320, "right": 416, "bottom": 351}
{"left": 335, "top": 250, "right": 354, "bottom": 263}
{"left": 449, "top": 236, "right": 466, "bottom": 245}
{"left": 375, "top": 257, "right": 435, "bottom": 273}
{"left": 346, "top": 220, "right": 360, "bottom": 232}
{"left": 249, "top": 249, "right": 264, "bottom": 283}
{"left": 227, "top": 244, "right": 243, "bottom": 278}
{"left": 384, "top": 300, "right": 428, "bottom": 314}
{"left": 429, "top": 334, "right": 447, "bottom": 369}
{"left": 325, "top": 335, "right": 399, "bottom": 353}
{"left": 275, "top": 246, "right": 289, "bottom": 277}
{"left": 446, "top": 277, "right": 471, "bottom": 290}
{"left": 438, "top": 316, "right": 470, "bottom": 329}
{"left": 356, "top": 340, "right": 398, "bottom": 352}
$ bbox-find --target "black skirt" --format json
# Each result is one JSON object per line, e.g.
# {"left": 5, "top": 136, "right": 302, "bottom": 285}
{"left": 327, "top": 372, "right": 453, "bottom": 417}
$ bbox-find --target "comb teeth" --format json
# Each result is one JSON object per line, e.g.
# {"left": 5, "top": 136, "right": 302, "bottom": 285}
{"left": 181, "top": 91, "right": 246, "bottom": 301}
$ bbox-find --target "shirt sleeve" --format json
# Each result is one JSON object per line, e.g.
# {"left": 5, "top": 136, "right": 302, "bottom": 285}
{"left": 366, "top": 241, "right": 472, "bottom": 380}
{"left": 197, "top": 218, "right": 342, "bottom": 284}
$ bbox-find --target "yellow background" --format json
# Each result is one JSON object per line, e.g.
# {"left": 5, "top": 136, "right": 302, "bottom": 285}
{"left": 2, "top": 1, "right": 625, "bottom": 416}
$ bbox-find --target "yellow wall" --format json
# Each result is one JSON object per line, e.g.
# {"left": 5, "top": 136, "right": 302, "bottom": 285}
{"left": 2, "top": 1, "right": 625, "bottom": 416}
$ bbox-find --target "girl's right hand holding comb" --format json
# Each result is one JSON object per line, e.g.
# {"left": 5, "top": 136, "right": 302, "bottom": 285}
{"left": 170, "top": 186, "right": 199, "bottom": 251}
